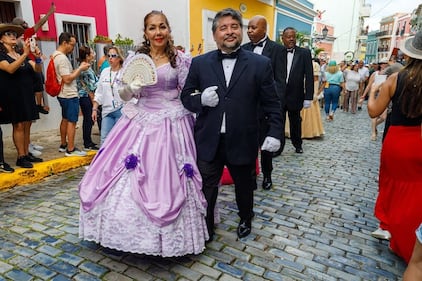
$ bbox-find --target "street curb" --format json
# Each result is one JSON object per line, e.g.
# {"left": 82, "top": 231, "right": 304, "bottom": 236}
{"left": 0, "top": 151, "right": 96, "bottom": 190}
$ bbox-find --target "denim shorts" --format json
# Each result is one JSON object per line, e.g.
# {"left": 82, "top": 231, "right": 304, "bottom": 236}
{"left": 58, "top": 97, "right": 79, "bottom": 123}
{"left": 417, "top": 223, "right": 422, "bottom": 244}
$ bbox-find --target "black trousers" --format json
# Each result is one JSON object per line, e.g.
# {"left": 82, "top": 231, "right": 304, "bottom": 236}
{"left": 197, "top": 135, "right": 256, "bottom": 236}
{"left": 280, "top": 108, "right": 302, "bottom": 152}
{"left": 259, "top": 116, "right": 273, "bottom": 177}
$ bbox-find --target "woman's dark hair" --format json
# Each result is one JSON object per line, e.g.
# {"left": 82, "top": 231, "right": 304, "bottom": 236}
{"left": 77, "top": 45, "right": 91, "bottom": 62}
{"left": 136, "top": 10, "right": 177, "bottom": 68}
{"left": 399, "top": 57, "right": 422, "bottom": 118}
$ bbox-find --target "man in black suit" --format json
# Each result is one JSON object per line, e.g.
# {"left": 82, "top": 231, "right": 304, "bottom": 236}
{"left": 242, "top": 15, "right": 285, "bottom": 190}
{"left": 181, "top": 8, "right": 282, "bottom": 240}
{"left": 280, "top": 27, "right": 314, "bottom": 154}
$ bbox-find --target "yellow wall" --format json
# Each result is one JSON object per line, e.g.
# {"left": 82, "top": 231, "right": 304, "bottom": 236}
{"left": 189, "top": 1, "right": 274, "bottom": 56}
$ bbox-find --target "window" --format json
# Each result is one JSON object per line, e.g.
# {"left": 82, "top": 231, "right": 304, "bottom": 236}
{"left": 63, "top": 22, "right": 90, "bottom": 67}
{"left": 0, "top": 2, "right": 15, "bottom": 23}
{"left": 54, "top": 13, "right": 96, "bottom": 68}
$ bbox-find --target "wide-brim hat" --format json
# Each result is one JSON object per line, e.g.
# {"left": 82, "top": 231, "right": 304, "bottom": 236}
{"left": 0, "top": 23, "right": 25, "bottom": 37}
{"left": 400, "top": 31, "right": 422, "bottom": 60}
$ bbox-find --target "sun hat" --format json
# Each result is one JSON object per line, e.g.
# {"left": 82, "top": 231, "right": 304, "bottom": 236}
{"left": 328, "top": 60, "right": 337, "bottom": 66}
{"left": 400, "top": 31, "right": 422, "bottom": 60}
{"left": 0, "top": 23, "right": 25, "bottom": 37}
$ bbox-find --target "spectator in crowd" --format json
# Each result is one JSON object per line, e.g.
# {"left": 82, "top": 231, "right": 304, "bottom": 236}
{"left": 0, "top": 23, "right": 43, "bottom": 168}
{"left": 357, "top": 59, "right": 370, "bottom": 110}
{"left": 53, "top": 32, "right": 90, "bottom": 156}
{"left": 367, "top": 31, "right": 422, "bottom": 263}
{"left": 92, "top": 46, "right": 125, "bottom": 145}
{"left": 323, "top": 60, "right": 344, "bottom": 121}
{"left": 97, "top": 45, "right": 111, "bottom": 74}
{"left": 79, "top": 10, "right": 208, "bottom": 256}
{"left": 12, "top": 2, "right": 55, "bottom": 115}
{"left": 342, "top": 62, "right": 361, "bottom": 114}
{"left": 181, "top": 8, "right": 282, "bottom": 240}
{"left": 76, "top": 46, "right": 99, "bottom": 151}
{"left": 360, "top": 58, "right": 389, "bottom": 141}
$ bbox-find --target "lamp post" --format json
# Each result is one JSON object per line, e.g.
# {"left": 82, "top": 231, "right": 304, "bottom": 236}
{"left": 311, "top": 25, "right": 329, "bottom": 58}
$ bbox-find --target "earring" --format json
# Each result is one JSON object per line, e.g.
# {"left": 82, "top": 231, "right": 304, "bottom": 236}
{"left": 146, "top": 39, "right": 150, "bottom": 46}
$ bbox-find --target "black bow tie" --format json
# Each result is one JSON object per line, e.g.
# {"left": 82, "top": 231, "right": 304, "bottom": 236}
{"left": 287, "top": 48, "right": 295, "bottom": 53}
{"left": 253, "top": 41, "right": 264, "bottom": 47}
{"left": 218, "top": 50, "right": 239, "bottom": 60}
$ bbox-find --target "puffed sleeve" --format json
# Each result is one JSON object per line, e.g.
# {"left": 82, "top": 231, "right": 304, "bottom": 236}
{"left": 175, "top": 50, "right": 192, "bottom": 92}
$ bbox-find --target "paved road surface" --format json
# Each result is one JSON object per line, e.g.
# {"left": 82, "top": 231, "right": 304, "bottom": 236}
{"left": 0, "top": 106, "right": 407, "bottom": 280}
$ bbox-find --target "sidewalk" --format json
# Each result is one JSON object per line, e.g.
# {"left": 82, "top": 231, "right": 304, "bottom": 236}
{"left": 0, "top": 121, "right": 99, "bottom": 189}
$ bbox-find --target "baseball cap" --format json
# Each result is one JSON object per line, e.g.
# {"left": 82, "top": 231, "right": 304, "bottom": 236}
{"left": 12, "top": 17, "right": 28, "bottom": 29}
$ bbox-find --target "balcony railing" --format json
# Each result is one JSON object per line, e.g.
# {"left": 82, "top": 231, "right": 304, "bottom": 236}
{"left": 376, "top": 30, "right": 389, "bottom": 37}
{"left": 377, "top": 47, "right": 389, "bottom": 52}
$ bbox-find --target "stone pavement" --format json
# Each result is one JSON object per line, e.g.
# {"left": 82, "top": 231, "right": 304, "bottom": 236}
{"left": 0, "top": 106, "right": 407, "bottom": 280}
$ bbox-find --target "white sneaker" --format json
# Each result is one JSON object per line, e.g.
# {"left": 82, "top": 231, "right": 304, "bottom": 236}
{"left": 65, "top": 148, "right": 87, "bottom": 157}
{"left": 371, "top": 228, "right": 391, "bottom": 240}
{"left": 30, "top": 143, "right": 44, "bottom": 151}
{"left": 28, "top": 144, "right": 42, "bottom": 157}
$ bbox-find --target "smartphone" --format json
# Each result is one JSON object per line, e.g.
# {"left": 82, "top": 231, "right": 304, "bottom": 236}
{"left": 30, "top": 37, "right": 36, "bottom": 53}
{"left": 374, "top": 74, "right": 387, "bottom": 86}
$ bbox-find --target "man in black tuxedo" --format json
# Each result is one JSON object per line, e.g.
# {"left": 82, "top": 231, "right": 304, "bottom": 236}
{"left": 181, "top": 8, "right": 282, "bottom": 240}
{"left": 242, "top": 15, "right": 285, "bottom": 190}
{"left": 280, "top": 27, "right": 314, "bottom": 154}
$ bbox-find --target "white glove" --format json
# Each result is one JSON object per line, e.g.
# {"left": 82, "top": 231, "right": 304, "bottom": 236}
{"left": 119, "top": 79, "right": 143, "bottom": 101}
{"left": 261, "top": 136, "right": 281, "bottom": 152}
{"left": 201, "top": 86, "right": 219, "bottom": 107}
{"left": 303, "top": 100, "right": 312, "bottom": 109}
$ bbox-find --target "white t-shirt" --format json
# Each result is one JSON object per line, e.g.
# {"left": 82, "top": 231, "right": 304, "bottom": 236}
{"left": 344, "top": 69, "right": 361, "bottom": 91}
{"left": 53, "top": 51, "right": 78, "bottom": 99}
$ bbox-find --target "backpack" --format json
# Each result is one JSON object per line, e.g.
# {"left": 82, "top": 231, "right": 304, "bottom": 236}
{"left": 45, "top": 54, "right": 63, "bottom": 97}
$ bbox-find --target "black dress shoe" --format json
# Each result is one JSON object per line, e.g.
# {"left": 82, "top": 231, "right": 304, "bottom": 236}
{"left": 26, "top": 153, "right": 43, "bottom": 162}
{"left": 262, "top": 176, "right": 272, "bottom": 190}
{"left": 237, "top": 219, "right": 251, "bottom": 238}
{"left": 295, "top": 147, "right": 303, "bottom": 153}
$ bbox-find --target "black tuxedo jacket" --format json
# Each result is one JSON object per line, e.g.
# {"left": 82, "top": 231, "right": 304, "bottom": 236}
{"left": 281, "top": 46, "right": 314, "bottom": 111}
{"left": 242, "top": 39, "right": 285, "bottom": 99}
{"left": 181, "top": 48, "right": 282, "bottom": 165}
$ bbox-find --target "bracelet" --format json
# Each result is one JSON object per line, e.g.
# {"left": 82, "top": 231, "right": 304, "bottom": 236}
{"left": 35, "top": 58, "right": 42, "bottom": 64}
{"left": 92, "top": 108, "right": 98, "bottom": 112}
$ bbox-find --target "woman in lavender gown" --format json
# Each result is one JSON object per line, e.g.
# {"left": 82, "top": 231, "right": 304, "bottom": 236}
{"left": 78, "top": 10, "right": 208, "bottom": 257}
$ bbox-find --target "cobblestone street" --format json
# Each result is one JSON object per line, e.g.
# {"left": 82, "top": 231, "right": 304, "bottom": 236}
{"left": 0, "top": 106, "right": 407, "bottom": 280}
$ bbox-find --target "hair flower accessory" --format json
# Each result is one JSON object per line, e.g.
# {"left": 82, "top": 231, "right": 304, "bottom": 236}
{"left": 125, "top": 154, "right": 138, "bottom": 170}
{"left": 183, "top": 163, "right": 194, "bottom": 178}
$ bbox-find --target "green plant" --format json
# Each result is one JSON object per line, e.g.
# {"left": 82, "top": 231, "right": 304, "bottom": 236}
{"left": 93, "top": 35, "right": 112, "bottom": 43}
{"left": 114, "top": 34, "right": 134, "bottom": 46}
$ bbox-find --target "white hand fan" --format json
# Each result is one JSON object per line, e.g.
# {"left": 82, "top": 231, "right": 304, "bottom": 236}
{"left": 120, "top": 53, "right": 157, "bottom": 86}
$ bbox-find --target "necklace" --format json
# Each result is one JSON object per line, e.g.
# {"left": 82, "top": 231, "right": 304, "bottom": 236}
{"left": 151, "top": 54, "right": 165, "bottom": 61}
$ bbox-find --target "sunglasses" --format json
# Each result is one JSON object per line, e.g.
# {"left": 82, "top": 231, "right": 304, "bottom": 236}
{"left": 108, "top": 54, "right": 119, "bottom": 58}
{"left": 4, "top": 31, "right": 18, "bottom": 37}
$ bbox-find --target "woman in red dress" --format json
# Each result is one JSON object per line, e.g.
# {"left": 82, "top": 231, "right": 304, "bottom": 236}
{"left": 367, "top": 31, "right": 422, "bottom": 263}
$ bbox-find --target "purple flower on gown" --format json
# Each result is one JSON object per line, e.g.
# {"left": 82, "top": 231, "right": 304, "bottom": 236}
{"left": 183, "top": 163, "right": 194, "bottom": 178}
{"left": 125, "top": 154, "right": 138, "bottom": 170}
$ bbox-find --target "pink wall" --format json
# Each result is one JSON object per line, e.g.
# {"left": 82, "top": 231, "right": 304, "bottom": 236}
{"left": 31, "top": 0, "right": 108, "bottom": 40}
